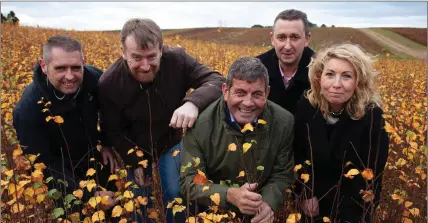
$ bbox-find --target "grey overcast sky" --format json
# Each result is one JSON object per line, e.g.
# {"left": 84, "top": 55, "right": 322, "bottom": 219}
{"left": 1, "top": 2, "right": 427, "bottom": 31}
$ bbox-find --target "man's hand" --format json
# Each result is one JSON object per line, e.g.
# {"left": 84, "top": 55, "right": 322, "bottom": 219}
{"left": 134, "top": 167, "right": 145, "bottom": 187}
{"left": 251, "top": 201, "right": 274, "bottom": 223}
{"left": 169, "top": 102, "right": 199, "bottom": 129}
{"left": 226, "top": 183, "right": 262, "bottom": 215}
{"left": 302, "top": 196, "right": 319, "bottom": 217}
{"left": 101, "top": 146, "right": 121, "bottom": 174}
{"left": 94, "top": 190, "right": 116, "bottom": 211}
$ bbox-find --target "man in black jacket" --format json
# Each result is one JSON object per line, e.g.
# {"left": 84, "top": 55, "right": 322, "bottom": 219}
{"left": 256, "top": 9, "right": 315, "bottom": 114}
{"left": 13, "top": 35, "right": 108, "bottom": 194}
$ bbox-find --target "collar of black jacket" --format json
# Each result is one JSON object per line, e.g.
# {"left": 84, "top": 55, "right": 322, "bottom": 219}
{"left": 271, "top": 47, "right": 315, "bottom": 84}
{"left": 32, "top": 62, "right": 99, "bottom": 114}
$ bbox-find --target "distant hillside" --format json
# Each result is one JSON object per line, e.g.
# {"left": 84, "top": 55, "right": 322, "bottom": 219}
{"left": 163, "top": 27, "right": 386, "bottom": 54}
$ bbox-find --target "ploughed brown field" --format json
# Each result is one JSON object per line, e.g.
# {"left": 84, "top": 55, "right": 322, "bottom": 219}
{"left": 382, "top": 28, "right": 427, "bottom": 46}
{"left": 163, "top": 27, "right": 386, "bottom": 54}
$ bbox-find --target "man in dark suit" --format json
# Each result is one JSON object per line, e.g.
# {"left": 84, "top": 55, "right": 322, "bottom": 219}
{"left": 257, "top": 9, "right": 315, "bottom": 114}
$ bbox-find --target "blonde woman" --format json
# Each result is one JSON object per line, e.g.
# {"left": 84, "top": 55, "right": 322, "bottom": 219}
{"left": 293, "top": 44, "right": 389, "bottom": 222}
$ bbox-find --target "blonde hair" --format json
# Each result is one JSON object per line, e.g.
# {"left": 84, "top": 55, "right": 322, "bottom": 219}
{"left": 306, "top": 43, "right": 381, "bottom": 120}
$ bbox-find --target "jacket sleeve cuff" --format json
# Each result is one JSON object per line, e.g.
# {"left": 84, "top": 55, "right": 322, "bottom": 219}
{"left": 260, "top": 184, "right": 282, "bottom": 212}
{"left": 206, "top": 184, "right": 230, "bottom": 209}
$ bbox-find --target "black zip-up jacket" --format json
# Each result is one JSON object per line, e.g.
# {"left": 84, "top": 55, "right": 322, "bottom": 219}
{"left": 13, "top": 63, "right": 103, "bottom": 174}
{"left": 256, "top": 47, "right": 315, "bottom": 114}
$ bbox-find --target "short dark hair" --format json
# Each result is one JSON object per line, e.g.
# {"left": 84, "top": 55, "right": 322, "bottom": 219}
{"left": 43, "top": 35, "right": 83, "bottom": 63}
{"left": 226, "top": 57, "right": 269, "bottom": 90}
{"left": 120, "top": 18, "right": 163, "bottom": 50}
{"left": 273, "top": 9, "right": 310, "bottom": 36}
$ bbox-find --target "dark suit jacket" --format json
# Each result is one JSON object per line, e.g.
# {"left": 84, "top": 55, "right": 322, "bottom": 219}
{"left": 293, "top": 97, "right": 389, "bottom": 221}
{"left": 256, "top": 47, "right": 315, "bottom": 114}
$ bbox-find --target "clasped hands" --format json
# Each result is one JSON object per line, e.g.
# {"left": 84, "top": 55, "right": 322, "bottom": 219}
{"left": 226, "top": 183, "right": 274, "bottom": 223}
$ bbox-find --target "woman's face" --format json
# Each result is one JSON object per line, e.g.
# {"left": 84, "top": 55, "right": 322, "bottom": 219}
{"left": 320, "top": 58, "right": 357, "bottom": 112}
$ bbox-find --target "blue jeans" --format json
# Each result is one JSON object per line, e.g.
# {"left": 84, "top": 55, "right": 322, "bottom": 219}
{"left": 129, "top": 142, "right": 184, "bottom": 223}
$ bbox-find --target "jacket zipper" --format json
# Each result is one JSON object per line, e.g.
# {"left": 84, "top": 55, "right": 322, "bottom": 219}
{"left": 145, "top": 89, "right": 155, "bottom": 154}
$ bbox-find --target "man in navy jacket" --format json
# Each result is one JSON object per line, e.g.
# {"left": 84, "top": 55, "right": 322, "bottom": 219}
{"left": 13, "top": 35, "right": 108, "bottom": 194}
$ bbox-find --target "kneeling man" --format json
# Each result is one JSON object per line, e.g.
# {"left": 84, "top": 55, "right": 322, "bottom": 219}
{"left": 180, "top": 56, "right": 295, "bottom": 222}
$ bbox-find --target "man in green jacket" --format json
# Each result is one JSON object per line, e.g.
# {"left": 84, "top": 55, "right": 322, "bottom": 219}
{"left": 180, "top": 56, "right": 295, "bottom": 222}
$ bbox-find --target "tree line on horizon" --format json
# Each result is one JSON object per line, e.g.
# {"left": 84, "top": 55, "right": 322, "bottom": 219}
{"left": 1, "top": 11, "right": 19, "bottom": 25}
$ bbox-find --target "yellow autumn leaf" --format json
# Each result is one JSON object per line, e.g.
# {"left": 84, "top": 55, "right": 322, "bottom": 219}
{"left": 305, "top": 160, "right": 311, "bottom": 165}
{"left": 138, "top": 160, "right": 148, "bottom": 168}
{"left": 167, "top": 201, "right": 175, "bottom": 209}
{"left": 241, "top": 123, "right": 254, "bottom": 133}
{"left": 193, "top": 157, "right": 201, "bottom": 167}
{"left": 124, "top": 181, "right": 133, "bottom": 188}
{"left": 174, "top": 198, "right": 183, "bottom": 204}
{"left": 34, "top": 162, "right": 47, "bottom": 170}
{"left": 73, "top": 189, "right": 83, "bottom": 199}
{"left": 137, "top": 196, "right": 148, "bottom": 205}
{"left": 86, "top": 168, "right": 96, "bottom": 176}
{"left": 12, "top": 203, "right": 25, "bottom": 213}
{"left": 172, "top": 149, "right": 181, "bottom": 157}
{"left": 172, "top": 205, "right": 186, "bottom": 216}
{"left": 24, "top": 187, "right": 35, "bottom": 197}
{"left": 202, "top": 186, "right": 210, "bottom": 192}
{"left": 148, "top": 211, "right": 159, "bottom": 219}
{"left": 237, "top": 171, "right": 245, "bottom": 178}
{"left": 293, "top": 164, "right": 302, "bottom": 172}
{"left": 186, "top": 217, "right": 197, "bottom": 223}
{"left": 286, "top": 213, "right": 302, "bottom": 223}
{"left": 45, "top": 116, "right": 53, "bottom": 122}
{"left": 83, "top": 217, "right": 92, "bottom": 223}
{"left": 391, "top": 194, "right": 401, "bottom": 200}
{"left": 90, "top": 157, "right": 95, "bottom": 162}
{"left": 4, "top": 169, "right": 13, "bottom": 177}
{"left": 91, "top": 210, "right": 105, "bottom": 223}
{"left": 124, "top": 190, "right": 134, "bottom": 199}
{"left": 384, "top": 121, "right": 396, "bottom": 133}
{"left": 300, "top": 173, "right": 310, "bottom": 183}
{"left": 136, "top": 150, "right": 144, "bottom": 157}
{"left": 210, "top": 193, "right": 220, "bottom": 206}
{"left": 395, "top": 158, "right": 407, "bottom": 167}
{"left": 323, "top": 216, "right": 331, "bottom": 222}
{"left": 53, "top": 116, "right": 64, "bottom": 124}
{"left": 12, "top": 147, "right": 23, "bottom": 159}
{"left": 119, "top": 218, "right": 127, "bottom": 223}
{"left": 96, "top": 145, "right": 102, "bottom": 152}
{"left": 87, "top": 180, "right": 97, "bottom": 192}
{"left": 79, "top": 180, "right": 88, "bottom": 189}
{"left": 88, "top": 196, "right": 102, "bottom": 208}
{"left": 257, "top": 119, "right": 267, "bottom": 124}
{"left": 124, "top": 200, "right": 134, "bottom": 212}
{"left": 344, "top": 169, "right": 360, "bottom": 179}
{"left": 228, "top": 143, "right": 237, "bottom": 151}
{"left": 108, "top": 174, "right": 118, "bottom": 182}
{"left": 242, "top": 143, "right": 252, "bottom": 153}
{"left": 361, "top": 168, "right": 374, "bottom": 180}
{"left": 28, "top": 154, "right": 40, "bottom": 163}
{"left": 127, "top": 148, "right": 135, "bottom": 155}
{"left": 36, "top": 194, "right": 46, "bottom": 203}
{"left": 405, "top": 201, "right": 413, "bottom": 208}
{"left": 409, "top": 208, "right": 420, "bottom": 216}
{"left": 111, "top": 205, "right": 123, "bottom": 217}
